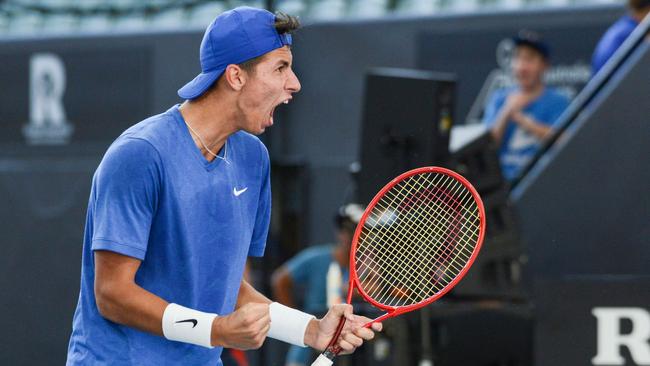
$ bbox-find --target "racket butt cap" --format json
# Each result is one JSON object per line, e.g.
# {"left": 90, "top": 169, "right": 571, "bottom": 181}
{"left": 311, "top": 354, "right": 334, "bottom": 366}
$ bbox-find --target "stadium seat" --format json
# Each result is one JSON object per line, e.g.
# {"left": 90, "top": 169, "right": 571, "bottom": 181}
{"left": 348, "top": 0, "right": 389, "bottom": 18}
{"left": 187, "top": 2, "right": 228, "bottom": 29}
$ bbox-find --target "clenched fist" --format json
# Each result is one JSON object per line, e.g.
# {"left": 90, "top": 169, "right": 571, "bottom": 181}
{"left": 211, "top": 302, "right": 270, "bottom": 349}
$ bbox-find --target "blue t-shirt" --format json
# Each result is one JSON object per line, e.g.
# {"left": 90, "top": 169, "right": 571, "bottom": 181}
{"left": 66, "top": 105, "right": 271, "bottom": 365}
{"left": 592, "top": 15, "right": 639, "bottom": 74}
{"left": 482, "top": 87, "right": 569, "bottom": 181}
{"left": 285, "top": 245, "right": 348, "bottom": 364}
{"left": 285, "top": 245, "right": 348, "bottom": 314}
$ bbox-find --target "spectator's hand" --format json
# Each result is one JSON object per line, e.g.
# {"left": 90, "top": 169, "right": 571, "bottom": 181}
{"left": 304, "top": 304, "right": 382, "bottom": 354}
{"left": 511, "top": 110, "right": 531, "bottom": 126}
{"left": 211, "top": 302, "right": 270, "bottom": 350}
{"left": 504, "top": 92, "right": 533, "bottom": 117}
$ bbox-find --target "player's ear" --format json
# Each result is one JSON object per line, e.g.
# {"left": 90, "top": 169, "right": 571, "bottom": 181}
{"left": 223, "top": 64, "right": 246, "bottom": 91}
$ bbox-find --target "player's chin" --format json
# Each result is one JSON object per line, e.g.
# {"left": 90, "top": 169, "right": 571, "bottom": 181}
{"left": 257, "top": 117, "right": 274, "bottom": 134}
{"left": 241, "top": 123, "right": 268, "bottom": 136}
{"left": 256, "top": 124, "right": 269, "bottom": 135}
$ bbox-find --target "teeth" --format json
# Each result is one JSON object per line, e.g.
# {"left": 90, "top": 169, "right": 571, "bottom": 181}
{"left": 283, "top": 100, "right": 289, "bottom": 104}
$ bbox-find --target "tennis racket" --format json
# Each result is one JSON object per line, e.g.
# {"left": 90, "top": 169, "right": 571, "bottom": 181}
{"left": 311, "top": 166, "right": 486, "bottom": 366}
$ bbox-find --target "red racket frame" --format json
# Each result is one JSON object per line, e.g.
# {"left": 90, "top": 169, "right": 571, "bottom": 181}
{"left": 325, "top": 166, "right": 486, "bottom": 352}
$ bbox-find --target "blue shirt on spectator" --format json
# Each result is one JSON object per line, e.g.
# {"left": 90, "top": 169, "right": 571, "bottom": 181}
{"left": 284, "top": 245, "right": 348, "bottom": 365}
{"left": 66, "top": 105, "right": 271, "bottom": 365}
{"left": 592, "top": 15, "right": 639, "bottom": 74}
{"left": 483, "top": 87, "right": 570, "bottom": 181}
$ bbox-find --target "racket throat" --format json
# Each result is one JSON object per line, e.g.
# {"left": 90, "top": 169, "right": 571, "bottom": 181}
{"left": 323, "top": 348, "right": 338, "bottom": 359}
{"left": 312, "top": 353, "right": 335, "bottom": 366}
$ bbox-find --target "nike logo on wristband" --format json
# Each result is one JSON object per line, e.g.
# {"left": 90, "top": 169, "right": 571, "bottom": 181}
{"left": 175, "top": 319, "right": 198, "bottom": 328}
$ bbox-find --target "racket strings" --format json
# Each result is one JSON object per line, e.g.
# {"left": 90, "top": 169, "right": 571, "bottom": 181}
{"left": 356, "top": 174, "right": 474, "bottom": 294}
{"left": 357, "top": 183, "right": 476, "bottom": 306}
{"left": 354, "top": 180, "right": 460, "bottom": 298}
{"left": 360, "top": 177, "right": 476, "bottom": 306}
{"left": 357, "top": 211, "right": 469, "bottom": 300}
{"left": 358, "top": 210, "right": 469, "bottom": 304}
{"left": 375, "top": 174, "right": 479, "bottom": 303}
{"left": 355, "top": 172, "right": 481, "bottom": 308}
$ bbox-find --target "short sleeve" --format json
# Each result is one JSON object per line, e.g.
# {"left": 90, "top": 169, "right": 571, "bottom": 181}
{"left": 546, "top": 93, "right": 571, "bottom": 128}
{"left": 285, "top": 248, "right": 323, "bottom": 285}
{"left": 91, "top": 138, "right": 161, "bottom": 260}
{"left": 248, "top": 143, "right": 271, "bottom": 257}
{"left": 482, "top": 89, "right": 507, "bottom": 128}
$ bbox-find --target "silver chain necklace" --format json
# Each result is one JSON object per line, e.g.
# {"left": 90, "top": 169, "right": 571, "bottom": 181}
{"left": 183, "top": 120, "right": 229, "bottom": 164}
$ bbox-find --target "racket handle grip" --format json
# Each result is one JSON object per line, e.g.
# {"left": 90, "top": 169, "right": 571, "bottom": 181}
{"left": 311, "top": 354, "right": 334, "bottom": 366}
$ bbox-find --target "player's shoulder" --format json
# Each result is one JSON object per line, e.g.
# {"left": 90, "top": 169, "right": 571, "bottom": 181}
{"left": 232, "top": 130, "right": 267, "bottom": 150}
{"left": 100, "top": 136, "right": 161, "bottom": 176}
{"left": 101, "top": 109, "right": 177, "bottom": 168}
{"left": 118, "top": 107, "right": 178, "bottom": 148}
{"left": 230, "top": 131, "right": 269, "bottom": 161}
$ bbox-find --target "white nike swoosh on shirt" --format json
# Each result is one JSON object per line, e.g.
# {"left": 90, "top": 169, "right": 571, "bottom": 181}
{"left": 233, "top": 187, "right": 248, "bottom": 196}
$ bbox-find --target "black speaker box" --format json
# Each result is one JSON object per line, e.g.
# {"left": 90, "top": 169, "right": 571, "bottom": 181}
{"left": 452, "top": 188, "right": 526, "bottom": 300}
{"left": 357, "top": 68, "right": 456, "bottom": 204}
{"left": 449, "top": 125, "right": 503, "bottom": 194}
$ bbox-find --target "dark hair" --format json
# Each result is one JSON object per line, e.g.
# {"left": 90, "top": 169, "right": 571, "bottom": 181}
{"left": 513, "top": 30, "right": 550, "bottom": 61}
{"left": 335, "top": 215, "right": 357, "bottom": 234}
{"left": 238, "top": 11, "right": 301, "bottom": 73}
{"left": 629, "top": 0, "right": 650, "bottom": 11}
{"left": 334, "top": 204, "right": 364, "bottom": 234}
{"left": 274, "top": 11, "right": 301, "bottom": 34}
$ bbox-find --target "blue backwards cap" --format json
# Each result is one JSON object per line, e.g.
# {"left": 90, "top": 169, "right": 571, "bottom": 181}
{"left": 178, "top": 7, "right": 293, "bottom": 100}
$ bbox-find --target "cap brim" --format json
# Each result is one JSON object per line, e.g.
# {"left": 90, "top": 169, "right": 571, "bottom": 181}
{"left": 177, "top": 68, "right": 224, "bottom": 100}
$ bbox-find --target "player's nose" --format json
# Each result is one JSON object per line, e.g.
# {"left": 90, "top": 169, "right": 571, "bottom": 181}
{"left": 286, "top": 68, "right": 301, "bottom": 94}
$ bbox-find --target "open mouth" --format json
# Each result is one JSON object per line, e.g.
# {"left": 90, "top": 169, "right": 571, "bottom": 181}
{"left": 267, "top": 98, "right": 291, "bottom": 126}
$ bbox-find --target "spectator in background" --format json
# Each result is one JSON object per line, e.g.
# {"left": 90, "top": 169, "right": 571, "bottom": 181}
{"left": 592, "top": 0, "right": 650, "bottom": 74}
{"left": 483, "top": 30, "right": 570, "bottom": 182}
{"left": 272, "top": 204, "right": 364, "bottom": 366}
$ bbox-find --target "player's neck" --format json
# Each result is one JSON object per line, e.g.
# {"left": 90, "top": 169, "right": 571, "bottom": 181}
{"left": 178, "top": 92, "right": 238, "bottom": 161}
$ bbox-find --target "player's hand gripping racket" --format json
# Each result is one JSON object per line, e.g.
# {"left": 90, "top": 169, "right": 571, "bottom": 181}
{"left": 311, "top": 167, "right": 486, "bottom": 366}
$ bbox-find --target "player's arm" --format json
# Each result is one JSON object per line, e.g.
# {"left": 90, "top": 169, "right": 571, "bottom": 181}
{"left": 94, "top": 250, "right": 167, "bottom": 336}
{"left": 511, "top": 111, "right": 553, "bottom": 139}
{"left": 94, "top": 250, "right": 270, "bottom": 350}
{"left": 236, "top": 278, "right": 272, "bottom": 307}
{"left": 270, "top": 265, "right": 297, "bottom": 308}
{"left": 235, "top": 274, "right": 381, "bottom": 353}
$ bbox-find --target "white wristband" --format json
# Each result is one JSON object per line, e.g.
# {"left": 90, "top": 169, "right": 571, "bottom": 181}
{"left": 162, "top": 303, "right": 218, "bottom": 348}
{"left": 267, "top": 302, "right": 316, "bottom": 347}
{"left": 311, "top": 354, "right": 334, "bottom": 366}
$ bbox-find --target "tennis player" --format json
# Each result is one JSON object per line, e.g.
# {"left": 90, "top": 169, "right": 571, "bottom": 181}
{"left": 66, "top": 7, "right": 381, "bottom": 365}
